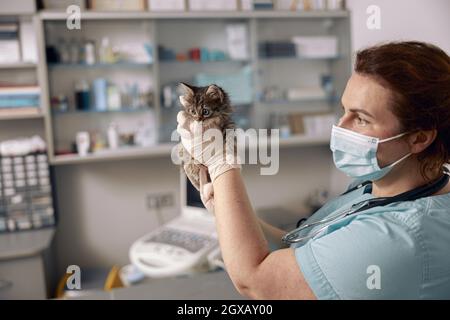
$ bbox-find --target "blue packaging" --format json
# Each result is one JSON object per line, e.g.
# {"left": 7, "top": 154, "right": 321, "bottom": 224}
{"left": 93, "top": 78, "right": 108, "bottom": 111}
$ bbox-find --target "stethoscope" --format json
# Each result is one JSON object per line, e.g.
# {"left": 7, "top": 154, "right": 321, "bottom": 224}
{"left": 282, "top": 171, "right": 450, "bottom": 245}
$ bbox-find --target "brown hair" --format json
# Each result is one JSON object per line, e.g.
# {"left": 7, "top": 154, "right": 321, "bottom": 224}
{"left": 354, "top": 41, "right": 450, "bottom": 181}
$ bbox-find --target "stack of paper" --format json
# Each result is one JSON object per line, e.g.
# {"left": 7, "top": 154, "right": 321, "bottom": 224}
{"left": 0, "top": 86, "right": 41, "bottom": 115}
{"left": 0, "top": 23, "right": 20, "bottom": 63}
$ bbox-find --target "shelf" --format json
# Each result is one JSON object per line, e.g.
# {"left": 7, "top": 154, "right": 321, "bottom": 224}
{"left": 0, "top": 112, "right": 44, "bottom": 121}
{"left": 39, "top": 9, "right": 351, "bottom": 166}
{"left": 52, "top": 108, "right": 153, "bottom": 116}
{"left": 50, "top": 134, "right": 329, "bottom": 166}
{"left": 160, "top": 59, "right": 250, "bottom": 64}
{"left": 39, "top": 10, "right": 349, "bottom": 21}
{"left": 259, "top": 55, "right": 340, "bottom": 61}
{"left": 278, "top": 135, "right": 330, "bottom": 147}
{"left": 0, "top": 62, "right": 37, "bottom": 70}
{"left": 48, "top": 62, "right": 153, "bottom": 69}
{"left": 51, "top": 144, "right": 177, "bottom": 165}
{"left": 260, "top": 97, "right": 335, "bottom": 105}
{"left": 245, "top": 134, "right": 330, "bottom": 149}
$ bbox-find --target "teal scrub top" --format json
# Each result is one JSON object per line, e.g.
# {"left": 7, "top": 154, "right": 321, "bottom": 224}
{"left": 292, "top": 180, "right": 450, "bottom": 299}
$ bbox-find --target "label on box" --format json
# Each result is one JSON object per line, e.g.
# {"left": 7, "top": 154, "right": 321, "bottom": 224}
{"left": 39, "top": 178, "right": 50, "bottom": 186}
{"left": 3, "top": 180, "right": 14, "bottom": 188}
{"left": 17, "top": 218, "right": 32, "bottom": 230}
{"left": 7, "top": 219, "right": 16, "bottom": 231}
{"left": 38, "top": 169, "right": 50, "bottom": 178}
{"left": 25, "top": 155, "right": 35, "bottom": 163}
{"left": 189, "top": 0, "right": 238, "bottom": 11}
{"left": 37, "top": 154, "right": 48, "bottom": 163}
{"left": 26, "top": 163, "right": 37, "bottom": 171}
{"left": 15, "top": 172, "right": 26, "bottom": 180}
{"left": 148, "top": 0, "right": 186, "bottom": 11}
{"left": 13, "top": 157, "right": 24, "bottom": 164}
{"left": 27, "top": 171, "right": 37, "bottom": 179}
{"left": 4, "top": 188, "right": 15, "bottom": 196}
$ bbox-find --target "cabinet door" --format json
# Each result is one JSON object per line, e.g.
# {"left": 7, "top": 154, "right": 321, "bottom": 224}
{"left": 0, "top": 255, "right": 46, "bottom": 299}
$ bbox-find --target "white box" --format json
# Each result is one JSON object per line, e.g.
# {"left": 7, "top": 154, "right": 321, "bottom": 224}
{"left": 275, "top": 0, "right": 327, "bottom": 11}
{"left": 226, "top": 24, "right": 250, "bottom": 60}
{"left": 43, "top": 0, "right": 86, "bottom": 10}
{"left": 275, "top": 0, "right": 297, "bottom": 11}
{"left": 291, "top": 36, "right": 338, "bottom": 58}
{"left": 19, "top": 21, "right": 38, "bottom": 63}
{"left": 148, "top": 0, "right": 186, "bottom": 11}
{"left": 90, "top": 0, "right": 146, "bottom": 11}
{"left": 240, "top": 0, "right": 253, "bottom": 10}
{"left": 0, "top": 0, "right": 35, "bottom": 13}
{"left": 287, "top": 87, "right": 326, "bottom": 101}
{"left": 0, "top": 40, "right": 20, "bottom": 63}
{"left": 189, "top": 0, "right": 238, "bottom": 11}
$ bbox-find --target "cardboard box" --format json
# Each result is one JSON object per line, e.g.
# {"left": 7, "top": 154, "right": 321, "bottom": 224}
{"left": 240, "top": 0, "right": 254, "bottom": 10}
{"left": 189, "top": 0, "right": 238, "bottom": 11}
{"left": 89, "top": 0, "right": 146, "bottom": 11}
{"left": 148, "top": 0, "right": 186, "bottom": 11}
{"left": 20, "top": 21, "right": 38, "bottom": 63}
{"left": 292, "top": 36, "right": 338, "bottom": 58}
{"left": 0, "top": 0, "right": 35, "bottom": 13}
{"left": 43, "top": 0, "right": 86, "bottom": 10}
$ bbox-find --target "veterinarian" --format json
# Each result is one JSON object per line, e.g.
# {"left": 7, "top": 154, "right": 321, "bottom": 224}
{"left": 176, "top": 41, "right": 450, "bottom": 299}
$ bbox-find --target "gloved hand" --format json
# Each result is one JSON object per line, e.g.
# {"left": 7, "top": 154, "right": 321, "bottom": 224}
{"left": 199, "top": 167, "right": 215, "bottom": 213}
{"left": 176, "top": 110, "right": 241, "bottom": 183}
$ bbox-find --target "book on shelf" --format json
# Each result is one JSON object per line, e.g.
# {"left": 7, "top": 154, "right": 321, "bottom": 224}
{"left": 0, "top": 85, "right": 41, "bottom": 108}
{"left": 0, "top": 98, "right": 40, "bottom": 108}
{"left": 0, "top": 23, "right": 20, "bottom": 64}
{"left": 0, "top": 85, "right": 41, "bottom": 95}
{"left": 0, "top": 107, "right": 41, "bottom": 116}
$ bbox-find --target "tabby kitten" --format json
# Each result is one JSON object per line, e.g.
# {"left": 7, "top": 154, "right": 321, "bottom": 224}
{"left": 178, "top": 82, "right": 235, "bottom": 190}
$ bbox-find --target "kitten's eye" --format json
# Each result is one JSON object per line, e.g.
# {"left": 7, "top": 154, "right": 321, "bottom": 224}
{"left": 202, "top": 109, "right": 210, "bottom": 116}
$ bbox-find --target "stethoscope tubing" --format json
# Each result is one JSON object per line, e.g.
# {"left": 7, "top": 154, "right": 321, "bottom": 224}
{"left": 282, "top": 172, "right": 449, "bottom": 245}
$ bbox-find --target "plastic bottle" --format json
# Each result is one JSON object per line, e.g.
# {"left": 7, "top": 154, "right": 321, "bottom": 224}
{"left": 107, "top": 122, "right": 119, "bottom": 149}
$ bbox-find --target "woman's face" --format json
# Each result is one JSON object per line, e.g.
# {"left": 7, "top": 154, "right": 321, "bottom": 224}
{"left": 338, "top": 73, "right": 411, "bottom": 168}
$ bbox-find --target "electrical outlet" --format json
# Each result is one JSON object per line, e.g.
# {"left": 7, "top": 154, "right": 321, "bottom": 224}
{"left": 147, "top": 194, "right": 161, "bottom": 210}
{"left": 160, "top": 193, "right": 174, "bottom": 208}
{"left": 146, "top": 192, "right": 175, "bottom": 210}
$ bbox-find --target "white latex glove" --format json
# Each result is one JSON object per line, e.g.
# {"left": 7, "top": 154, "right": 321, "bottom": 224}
{"left": 199, "top": 167, "right": 215, "bottom": 213}
{"left": 176, "top": 110, "right": 241, "bottom": 183}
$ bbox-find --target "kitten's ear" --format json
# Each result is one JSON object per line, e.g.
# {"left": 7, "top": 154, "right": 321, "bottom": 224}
{"left": 179, "top": 82, "right": 194, "bottom": 96}
{"left": 206, "top": 84, "right": 224, "bottom": 102}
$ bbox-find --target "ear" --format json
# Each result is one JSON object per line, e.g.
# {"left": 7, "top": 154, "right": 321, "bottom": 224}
{"left": 408, "top": 129, "right": 437, "bottom": 154}
{"left": 206, "top": 84, "right": 224, "bottom": 102}
{"left": 179, "top": 95, "right": 188, "bottom": 108}
{"left": 179, "top": 82, "right": 194, "bottom": 96}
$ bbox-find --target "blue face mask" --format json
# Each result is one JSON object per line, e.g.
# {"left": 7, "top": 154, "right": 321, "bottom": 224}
{"left": 330, "top": 125, "right": 412, "bottom": 181}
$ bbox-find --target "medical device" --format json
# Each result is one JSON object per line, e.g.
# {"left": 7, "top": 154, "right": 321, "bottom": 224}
{"left": 129, "top": 170, "right": 219, "bottom": 278}
{"left": 282, "top": 171, "right": 450, "bottom": 245}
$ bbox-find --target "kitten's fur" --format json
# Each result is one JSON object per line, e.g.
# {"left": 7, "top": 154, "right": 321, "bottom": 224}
{"left": 178, "top": 83, "right": 235, "bottom": 190}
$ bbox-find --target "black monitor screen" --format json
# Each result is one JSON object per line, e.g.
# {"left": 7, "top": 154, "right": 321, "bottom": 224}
{"left": 186, "top": 176, "right": 205, "bottom": 209}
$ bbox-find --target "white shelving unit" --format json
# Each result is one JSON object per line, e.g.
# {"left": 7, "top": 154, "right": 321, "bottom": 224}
{"left": 35, "top": 9, "right": 351, "bottom": 166}
{"left": 0, "top": 14, "right": 46, "bottom": 142}
{"left": 0, "top": 62, "right": 37, "bottom": 69}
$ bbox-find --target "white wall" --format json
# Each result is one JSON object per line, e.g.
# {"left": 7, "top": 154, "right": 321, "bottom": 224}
{"left": 347, "top": 0, "right": 450, "bottom": 53}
